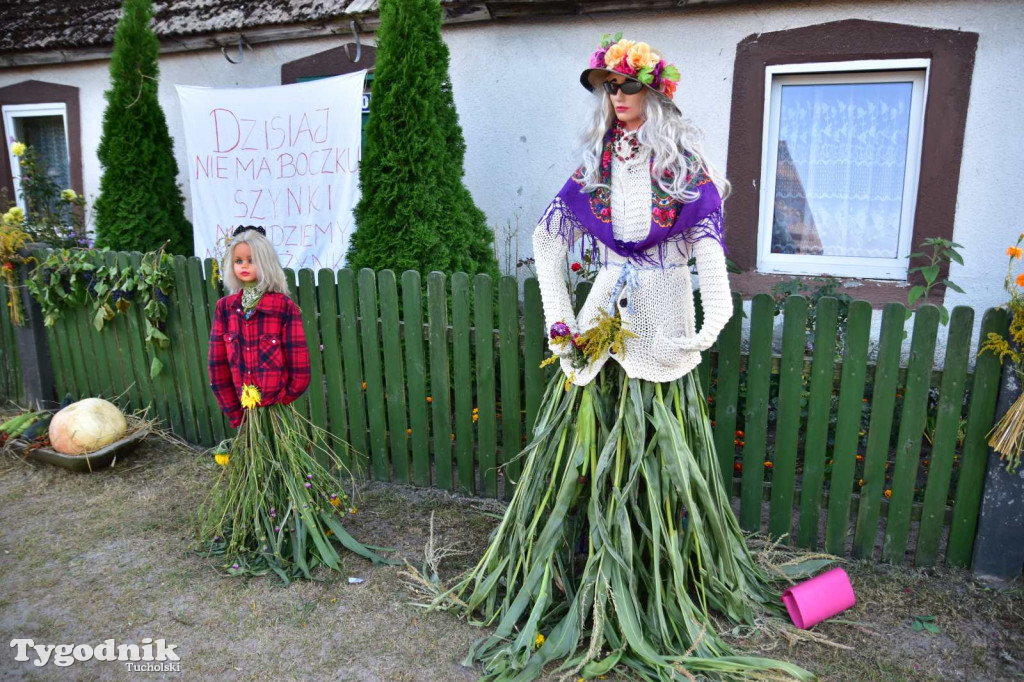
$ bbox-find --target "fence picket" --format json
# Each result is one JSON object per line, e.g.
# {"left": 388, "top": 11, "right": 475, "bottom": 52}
{"left": 337, "top": 269, "right": 368, "bottom": 475}
{"left": 452, "top": 272, "right": 475, "bottom": 494}
{"left": 402, "top": 271, "right": 431, "bottom": 487}
{"left": 428, "top": 272, "right": 453, "bottom": 491}
{"left": 137, "top": 252, "right": 183, "bottom": 436}
{"left": 523, "top": 278, "right": 544, "bottom": 441}
{"left": 118, "top": 252, "right": 155, "bottom": 413}
{"left": 768, "top": 295, "right": 808, "bottom": 539}
{"left": 357, "top": 268, "right": 389, "bottom": 481}
{"left": 186, "top": 258, "right": 225, "bottom": 443}
{"left": 947, "top": 308, "right": 1007, "bottom": 566}
{"left": 173, "top": 255, "right": 213, "bottom": 446}
{"left": 739, "top": 294, "right": 773, "bottom": 531}
{"left": 378, "top": 270, "right": 409, "bottom": 483}
{"left": 882, "top": 304, "right": 940, "bottom": 564}
{"left": 499, "top": 276, "right": 522, "bottom": 499}
{"left": 316, "top": 268, "right": 350, "bottom": 471}
{"left": 796, "top": 297, "right": 839, "bottom": 549}
{"left": 475, "top": 274, "right": 498, "bottom": 497}
{"left": 713, "top": 293, "right": 743, "bottom": 486}
{"left": 916, "top": 306, "right": 973, "bottom": 566}
{"left": 297, "top": 268, "right": 331, "bottom": 468}
{"left": 852, "top": 303, "right": 907, "bottom": 559}
{"left": 824, "top": 300, "right": 872, "bottom": 555}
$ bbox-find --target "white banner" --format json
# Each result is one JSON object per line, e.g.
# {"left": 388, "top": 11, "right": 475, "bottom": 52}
{"left": 175, "top": 72, "right": 365, "bottom": 269}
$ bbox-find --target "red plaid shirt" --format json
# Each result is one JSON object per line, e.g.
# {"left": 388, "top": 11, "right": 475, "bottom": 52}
{"left": 208, "top": 291, "right": 311, "bottom": 428}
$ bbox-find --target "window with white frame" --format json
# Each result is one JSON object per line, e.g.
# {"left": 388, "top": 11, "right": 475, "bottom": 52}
{"left": 3, "top": 102, "right": 72, "bottom": 213}
{"left": 757, "top": 60, "right": 929, "bottom": 280}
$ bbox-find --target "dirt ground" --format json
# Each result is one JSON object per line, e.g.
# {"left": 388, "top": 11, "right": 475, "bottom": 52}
{"left": 1, "top": 431, "right": 1021, "bottom": 682}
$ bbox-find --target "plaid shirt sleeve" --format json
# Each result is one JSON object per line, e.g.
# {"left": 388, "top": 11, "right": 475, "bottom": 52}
{"left": 209, "top": 297, "right": 243, "bottom": 428}
{"left": 281, "top": 297, "right": 311, "bottom": 404}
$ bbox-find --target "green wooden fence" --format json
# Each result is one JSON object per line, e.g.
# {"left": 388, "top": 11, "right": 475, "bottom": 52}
{"left": 1, "top": 253, "right": 1009, "bottom": 568}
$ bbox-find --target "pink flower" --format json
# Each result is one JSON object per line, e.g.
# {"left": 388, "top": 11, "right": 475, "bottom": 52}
{"left": 589, "top": 49, "right": 607, "bottom": 69}
{"left": 616, "top": 61, "right": 637, "bottom": 77}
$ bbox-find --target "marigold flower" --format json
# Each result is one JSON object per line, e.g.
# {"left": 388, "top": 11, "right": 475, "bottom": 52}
{"left": 214, "top": 453, "right": 229, "bottom": 467}
{"left": 349, "top": 507, "right": 357, "bottom": 514}
{"left": 240, "top": 384, "right": 261, "bottom": 409}
{"left": 733, "top": 462, "right": 742, "bottom": 472}
{"left": 764, "top": 461, "right": 773, "bottom": 469}
{"left": 535, "top": 633, "right": 545, "bottom": 648}
{"left": 1007, "top": 246, "right": 1023, "bottom": 260}
{"left": 329, "top": 495, "right": 342, "bottom": 508}
{"left": 858, "top": 478, "right": 864, "bottom": 486}
{"left": 10, "top": 141, "right": 25, "bottom": 157}
{"left": 884, "top": 489, "right": 892, "bottom": 499}
{"left": 856, "top": 454, "right": 864, "bottom": 462}
{"left": 735, "top": 430, "right": 745, "bottom": 437}
{"left": 362, "top": 381, "right": 367, "bottom": 390}
{"left": 1016, "top": 273, "right": 1024, "bottom": 288}
{"left": 426, "top": 396, "right": 433, "bottom": 403}
{"left": 4, "top": 206, "right": 24, "bottom": 225}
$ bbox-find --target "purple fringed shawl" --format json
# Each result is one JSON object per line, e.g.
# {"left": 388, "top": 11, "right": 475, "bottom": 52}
{"left": 542, "top": 129, "right": 727, "bottom": 266}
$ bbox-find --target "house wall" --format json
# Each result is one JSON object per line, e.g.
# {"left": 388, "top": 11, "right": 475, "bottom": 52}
{"left": 0, "top": 0, "right": 1021, "bottom": 364}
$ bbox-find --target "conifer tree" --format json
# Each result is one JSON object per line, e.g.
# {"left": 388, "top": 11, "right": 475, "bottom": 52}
{"left": 94, "top": 0, "right": 192, "bottom": 255}
{"left": 348, "top": 0, "right": 498, "bottom": 278}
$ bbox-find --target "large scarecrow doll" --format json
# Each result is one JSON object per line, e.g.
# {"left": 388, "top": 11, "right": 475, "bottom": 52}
{"left": 441, "top": 36, "right": 814, "bottom": 681}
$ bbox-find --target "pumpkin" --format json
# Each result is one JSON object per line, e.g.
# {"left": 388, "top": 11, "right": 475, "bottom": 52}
{"left": 49, "top": 398, "right": 127, "bottom": 455}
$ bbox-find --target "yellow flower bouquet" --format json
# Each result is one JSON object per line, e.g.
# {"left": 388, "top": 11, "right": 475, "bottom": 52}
{"left": 979, "top": 233, "right": 1024, "bottom": 473}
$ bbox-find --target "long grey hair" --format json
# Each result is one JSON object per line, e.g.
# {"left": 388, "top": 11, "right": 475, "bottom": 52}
{"left": 221, "top": 229, "right": 289, "bottom": 295}
{"left": 575, "top": 90, "right": 731, "bottom": 203}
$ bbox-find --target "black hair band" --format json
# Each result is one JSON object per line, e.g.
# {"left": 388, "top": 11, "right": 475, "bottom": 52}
{"left": 232, "top": 225, "right": 267, "bottom": 238}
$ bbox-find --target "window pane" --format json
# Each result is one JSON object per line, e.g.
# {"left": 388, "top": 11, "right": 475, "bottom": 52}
{"left": 772, "top": 81, "right": 913, "bottom": 259}
{"left": 15, "top": 115, "right": 71, "bottom": 212}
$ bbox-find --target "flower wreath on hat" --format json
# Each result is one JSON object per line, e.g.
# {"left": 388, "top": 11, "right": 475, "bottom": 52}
{"left": 580, "top": 32, "right": 681, "bottom": 100}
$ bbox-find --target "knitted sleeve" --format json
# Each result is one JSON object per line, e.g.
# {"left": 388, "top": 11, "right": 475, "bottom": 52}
{"left": 532, "top": 203, "right": 579, "bottom": 356}
{"left": 663, "top": 218, "right": 734, "bottom": 351}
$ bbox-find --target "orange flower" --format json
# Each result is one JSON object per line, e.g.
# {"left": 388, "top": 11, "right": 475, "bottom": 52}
{"left": 604, "top": 39, "right": 635, "bottom": 69}
{"left": 426, "top": 396, "right": 433, "bottom": 403}
{"left": 735, "top": 430, "right": 745, "bottom": 437}
{"left": 733, "top": 462, "right": 742, "bottom": 472}
{"left": 856, "top": 454, "right": 864, "bottom": 462}
{"left": 862, "top": 398, "right": 869, "bottom": 403}
{"left": 763, "top": 461, "right": 773, "bottom": 469}
{"left": 406, "top": 428, "right": 412, "bottom": 436}
{"left": 884, "top": 489, "right": 892, "bottom": 499}
{"left": 663, "top": 80, "right": 678, "bottom": 98}
{"left": 1007, "top": 246, "right": 1023, "bottom": 260}
{"left": 626, "top": 42, "right": 658, "bottom": 69}
{"left": 858, "top": 478, "right": 864, "bottom": 486}
{"left": 361, "top": 381, "right": 367, "bottom": 390}
{"left": 1016, "top": 273, "right": 1024, "bottom": 288}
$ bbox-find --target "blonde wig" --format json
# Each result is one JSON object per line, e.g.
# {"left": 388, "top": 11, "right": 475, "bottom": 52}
{"left": 221, "top": 229, "right": 289, "bottom": 295}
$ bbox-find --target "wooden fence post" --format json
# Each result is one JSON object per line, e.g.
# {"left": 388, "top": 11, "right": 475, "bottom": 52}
{"left": 13, "top": 256, "right": 55, "bottom": 406}
{"left": 972, "top": 359, "right": 1024, "bottom": 581}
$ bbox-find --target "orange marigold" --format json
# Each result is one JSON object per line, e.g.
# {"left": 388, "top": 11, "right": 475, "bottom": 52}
{"left": 1007, "top": 246, "right": 1023, "bottom": 260}
{"left": 1017, "top": 273, "right": 1024, "bottom": 288}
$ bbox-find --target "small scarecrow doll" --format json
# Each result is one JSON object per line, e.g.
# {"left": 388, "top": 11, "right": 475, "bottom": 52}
{"left": 433, "top": 36, "right": 815, "bottom": 681}
{"left": 200, "top": 225, "right": 384, "bottom": 582}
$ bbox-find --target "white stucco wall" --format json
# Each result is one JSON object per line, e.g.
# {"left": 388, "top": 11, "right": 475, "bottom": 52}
{"left": 1, "top": 0, "right": 1022, "bottom": 365}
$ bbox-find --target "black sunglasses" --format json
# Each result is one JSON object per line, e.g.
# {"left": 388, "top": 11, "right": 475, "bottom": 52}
{"left": 603, "top": 79, "right": 644, "bottom": 96}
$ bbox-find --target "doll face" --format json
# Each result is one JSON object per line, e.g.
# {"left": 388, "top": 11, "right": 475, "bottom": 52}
{"left": 605, "top": 73, "right": 647, "bottom": 131}
{"left": 233, "top": 242, "right": 258, "bottom": 284}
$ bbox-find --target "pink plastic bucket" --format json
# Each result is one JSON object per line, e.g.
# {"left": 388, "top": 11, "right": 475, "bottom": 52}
{"left": 781, "top": 567, "right": 856, "bottom": 629}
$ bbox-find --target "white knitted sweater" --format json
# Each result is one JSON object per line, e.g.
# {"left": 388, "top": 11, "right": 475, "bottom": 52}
{"left": 533, "top": 136, "right": 734, "bottom": 386}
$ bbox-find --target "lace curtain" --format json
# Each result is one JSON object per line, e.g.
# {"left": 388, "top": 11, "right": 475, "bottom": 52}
{"left": 17, "top": 114, "right": 71, "bottom": 213}
{"left": 772, "top": 81, "right": 914, "bottom": 259}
